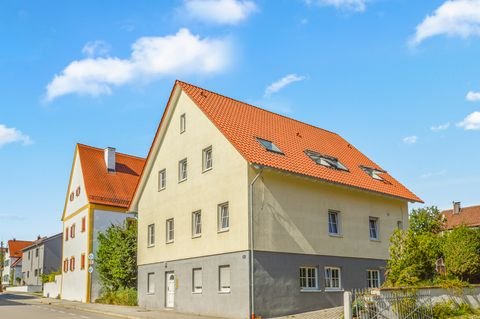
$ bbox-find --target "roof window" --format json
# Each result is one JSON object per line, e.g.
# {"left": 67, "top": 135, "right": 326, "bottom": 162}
{"left": 305, "top": 150, "right": 348, "bottom": 171}
{"left": 361, "top": 166, "right": 385, "bottom": 181}
{"left": 256, "top": 138, "right": 284, "bottom": 154}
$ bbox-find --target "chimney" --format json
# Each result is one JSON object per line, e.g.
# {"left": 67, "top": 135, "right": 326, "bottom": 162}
{"left": 104, "top": 147, "right": 116, "bottom": 173}
{"left": 453, "top": 201, "right": 461, "bottom": 215}
{"left": 37, "top": 235, "right": 41, "bottom": 240}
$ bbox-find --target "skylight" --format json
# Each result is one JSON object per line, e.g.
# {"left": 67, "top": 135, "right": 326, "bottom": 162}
{"left": 360, "top": 166, "right": 385, "bottom": 181}
{"left": 256, "top": 138, "right": 284, "bottom": 154}
{"left": 305, "top": 150, "right": 348, "bottom": 171}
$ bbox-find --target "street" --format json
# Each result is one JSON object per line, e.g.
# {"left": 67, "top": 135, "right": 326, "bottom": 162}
{"left": 0, "top": 293, "right": 118, "bottom": 319}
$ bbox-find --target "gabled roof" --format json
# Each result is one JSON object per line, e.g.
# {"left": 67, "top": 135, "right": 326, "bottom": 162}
{"left": 7, "top": 240, "right": 33, "bottom": 258}
{"left": 11, "top": 256, "right": 22, "bottom": 268}
{"left": 175, "top": 81, "right": 422, "bottom": 203}
{"left": 442, "top": 205, "right": 480, "bottom": 230}
{"left": 77, "top": 144, "right": 145, "bottom": 208}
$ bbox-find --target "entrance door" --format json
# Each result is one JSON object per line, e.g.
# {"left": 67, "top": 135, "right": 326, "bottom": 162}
{"left": 165, "top": 272, "right": 175, "bottom": 308}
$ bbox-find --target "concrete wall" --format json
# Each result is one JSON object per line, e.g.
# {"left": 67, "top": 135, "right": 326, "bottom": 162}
{"left": 251, "top": 168, "right": 409, "bottom": 260}
{"left": 6, "top": 285, "right": 42, "bottom": 293}
{"left": 44, "top": 275, "right": 62, "bottom": 299}
{"left": 254, "top": 251, "right": 386, "bottom": 318}
{"left": 138, "top": 251, "right": 250, "bottom": 319}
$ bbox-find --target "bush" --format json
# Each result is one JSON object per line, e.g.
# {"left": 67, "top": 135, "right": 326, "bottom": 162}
{"left": 42, "top": 270, "right": 61, "bottom": 283}
{"left": 96, "top": 287, "right": 138, "bottom": 306}
{"left": 432, "top": 301, "right": 476, "bottom": 319}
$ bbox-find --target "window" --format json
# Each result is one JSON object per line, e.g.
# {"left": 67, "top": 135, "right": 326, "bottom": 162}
{"left": 28, "top": 251, "right": 30, "bottom": 260}
{"left": 299, "top": 267, "right": 318, "bottom": 290}
{"left": 360, "top": 166, "right": 385, "bottom": 181}
{"left": 81, "top": 217, "right": 86, "bottom": 233}
{"left": 178, "top": 159, "right": 187, "bottom": 182}
{"left": 38, "top": 269, "right": 42, "bottom": 276}
{"left": 70, "top": 224, "right": 76, "bottom": 239}
{"left": 70, "top": 257, "right": 75, "bottom": 272}
{"left": 367, "top": 270, "right": 380, "bottom": 288}
{"left": 166, "top": 219, "right": 174, "bottom": 243}
{"left": 63, "top": 259, "right": 68, "bottom": 273}
{"left": 35, "top": 248, "right": 39, "bottom": 257}
{"left": 369, "top": 217, "right": 379, "bottom": 240}
{"left": 81, "top": 253, "right": 86, "bottom": 270}
{"left": 203, "top": 146, "right": 213, "bottom": 171}
{"left": 180, "top": 113, "right": 186, "bottom": 133}
{"left": 256, "top": 137, "right": 283, "bottom": 154}
{"left": 27, "top": 271, "right": 30, "bottom": 278}
{"left": 192, "top": 211, "right": 202, "bottom": 237}
{"left": 219, "top": 265, "right": 231, "bottom": 293}
{"left": 397, "top": 221, "right": 403, "bottom": 230}
{"left": 148, "top": 224, "right": 155, "bottom": 247}
{"left": 305, "top": 150, "right": 348, "bottom": 171}
{"left": 34, "top": 269, "right": 38, "bottom": 277}
{"left": 324, "top": 267, "right": 341, "bottom": 290}
{"left": 192, "top": 268, "right": 202, "bottom": 293}
{"left": 65, "top": 227, "right": 69, "bottom": 241}
{"left": 147, "top": 272, "right": 155, "bottom": 294}
{"left": 158, "top": 169, "right": 166, "bottom": 191}
{"left": 328, "top": 211, "right": 340, "bottom": 235}
{"left": 218, "top": 202, "right": 229, "bottom": 232}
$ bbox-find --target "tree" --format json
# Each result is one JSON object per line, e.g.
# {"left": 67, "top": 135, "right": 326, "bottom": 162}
{"left": 409, "top": 206, "right": 443, "bottom": 235}
{"left": 443, "top": 226, "right": 480, "bottom": 282}
{"left": 96, "top": 218, "right": 137, "bottom": 292}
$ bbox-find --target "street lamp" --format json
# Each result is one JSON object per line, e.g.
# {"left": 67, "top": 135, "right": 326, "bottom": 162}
{"left": 0, "top": 241, "right": 4, "bottom": 293}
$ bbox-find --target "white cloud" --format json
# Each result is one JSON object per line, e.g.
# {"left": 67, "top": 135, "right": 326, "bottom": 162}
{"left": 457, "top": 111, "right": 480, "bottom": 130}
{"left": 45, "top": 28, "right": 231, "bottom": 101}
{"left": 82, "top": 40, "right": 111, "bottom": 57}
{"left": 410, "top": 0, "right": 480, "bottom": 46}
{"left": 181, "top": 0, "right": 257, "bottom": 25}
{"left": 305, "top": 0, "right": 368, "bottom": 12}
{"left": 0, "top": 124, "right": 32, "bottom": 147}
{"left": 403, "top": 135, "right": 418, "bottom": 144}
{"left": 466, "top": 90, "right": 480, "bottom": 101}
{"left": 264, "top": 74, "right": 306, "bottom": 97}
{"left": 430, "top": 122, "right": 451, "bottom": 131}
{"left": 421, "top": 169, "right": 447, "bottom": 179}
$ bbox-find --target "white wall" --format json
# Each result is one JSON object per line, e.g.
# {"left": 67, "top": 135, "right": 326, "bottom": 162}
{"left": 64, "top": 150, "right": 88, "bottom": 219}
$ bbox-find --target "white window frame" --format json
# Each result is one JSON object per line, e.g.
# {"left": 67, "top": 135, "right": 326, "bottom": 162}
{"left": 328, "top": 210, "right": 341, "bottom": 236}
{"left": 147, "top": 272, "right": 155, "bottom": 294}
{"left": 192, "top": 268, "right": 203, "bottom": 294}
{"left": 324, "top": 266, "right": 342, "bottom": 291}
{"left": 219, "top": 265, "right": 231, "bottom": 293}
{"left": 180, "top": 113, "right": 186, "bottom": 133}
{"left": 158, "top": 169, "right": 166, "bottom": 191}
{"left": 299, "top": 266, "right": 318, "bottom": 291}
{"left": 192, "top": 211, "right": 202, "bottom": 238}
{"left": 178, "top": 159, "right": 187, "bottom": 182}
{"left": 166, "top": 218, "right": 174, "bottom": 243}
{"left": 256, "top": 137, "right": 284, "bottom": 154}
{"left": 202, "top": 146, "right": 213, "bottom": 172}
{"left": 369, "top": 217, "right": 379, "bottom": 240}
{"left": 367, "top": 270, "right": 380, "bottom": 289}
{"left": 147, "top": 224, "right": 155, "bottom": 247}
{"left": 218, "top": 202, "right": 230, "bottom": 232}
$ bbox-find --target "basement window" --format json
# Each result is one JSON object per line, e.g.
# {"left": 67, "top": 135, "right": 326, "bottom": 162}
{"left": 256, "top": 138, "right": 284, "bottom": 154}
{"left": 361, "top": 166, "right": 385, "bottom": 181}
{"left": 305, "top": 150, "right": 348, "bottom": 171}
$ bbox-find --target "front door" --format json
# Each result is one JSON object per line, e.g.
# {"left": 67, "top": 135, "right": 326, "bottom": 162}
{"left": 165, "top": 272, "right": 175, "bottom": 308}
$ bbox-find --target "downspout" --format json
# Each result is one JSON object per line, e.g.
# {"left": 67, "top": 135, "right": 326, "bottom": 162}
{"left": 249, "top": 165, "right": 263, "bottom": 319}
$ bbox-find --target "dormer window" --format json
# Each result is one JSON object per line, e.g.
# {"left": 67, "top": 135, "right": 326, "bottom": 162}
{"left": 256, "top": 138, "right": 283, "bottom": 154}
{"left": 305, "top": 150, "right": 348, "bottom": 171}
{"left": 361, "top": 166, "right": 385, "bottom": 181}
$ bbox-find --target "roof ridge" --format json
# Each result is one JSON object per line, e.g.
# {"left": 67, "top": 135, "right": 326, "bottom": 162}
{"left": 77, "top": 143, "right": 145, "bottom": 160}
{"left": 175, "top": 80, "right": 340, "bottom": 137}
{"left": 443, "top": 204, "right": 480, "bottom": 212}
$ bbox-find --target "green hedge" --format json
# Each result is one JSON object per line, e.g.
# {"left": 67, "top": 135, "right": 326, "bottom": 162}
{"left": 95, "top": 288, "right": 137, "bottom": 306}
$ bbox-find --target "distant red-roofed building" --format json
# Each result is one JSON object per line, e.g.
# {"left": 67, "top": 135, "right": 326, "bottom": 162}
{"left": 60, "top": 144, "right": 144, "bottom": 303}
{"left": 129, "top": 81, "right": 422, "bottom": 318}
{"left": 1, "top": 239, "right": 33, "bottom": 287}
{"left": 442, "top": 202, "right": 480, "bottom": 230}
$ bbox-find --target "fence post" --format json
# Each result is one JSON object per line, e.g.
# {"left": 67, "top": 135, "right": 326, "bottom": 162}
{"left": 344, "top": 291, "right": 353, "bottom": 319}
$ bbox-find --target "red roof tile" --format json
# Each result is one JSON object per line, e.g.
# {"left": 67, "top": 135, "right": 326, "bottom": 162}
{"left": 78, "top": 144, "right": 145, "bottom": 208}
{"left": 442, "top": 205, "right": 480, "bottom": 230}
{"left": 7, "top": 240, "right": 33, "bottom": 258}
{"left": 175, "top": 81, "right": 422, "bottom": 203}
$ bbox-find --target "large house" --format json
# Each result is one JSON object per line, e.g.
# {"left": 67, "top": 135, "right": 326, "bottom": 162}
{"left": 130, "top": 81, "right": 422, "bottom": 318}
{"left": 22, "top": 233, "right": 62, "bottom": 286}
{"left": 442, "top": 202, "right": 480, "bottom": 230}
{"left": 1, "top": 239, "right": 33, "bottom": 287}
{"left": 60, "top": 144, "right": 144, "bottom": 302}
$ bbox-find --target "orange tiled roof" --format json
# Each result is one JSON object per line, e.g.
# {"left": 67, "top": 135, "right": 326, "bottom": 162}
{"left": 175, "top": 81, "right": 422, "bottom": 203}
{"left": 7, "top": 240, "right": 33, "bottom": 258}
{"left": 78, "top": 144, "right": 145, "bottom": 208}
{"left": 442, "top": 205, "right": 480, "bottom": 230}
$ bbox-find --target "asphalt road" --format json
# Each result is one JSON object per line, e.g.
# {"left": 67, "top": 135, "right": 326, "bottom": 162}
{"left": 0, "top": 293, "right": 118, "bottom": 319}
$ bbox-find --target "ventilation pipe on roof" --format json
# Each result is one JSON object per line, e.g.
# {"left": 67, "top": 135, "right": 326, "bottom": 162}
{"left": 453, "top": 201, "right": 461, "bottom": 215}
{"left": 104, "top": 147, "right": 116, "bottom": 173}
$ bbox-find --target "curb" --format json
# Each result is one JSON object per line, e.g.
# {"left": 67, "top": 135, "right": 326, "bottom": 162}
{"left": 39, "top": 299, "right": 145, "bottom": 319}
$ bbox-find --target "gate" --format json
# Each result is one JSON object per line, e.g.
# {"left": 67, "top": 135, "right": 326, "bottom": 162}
{"left": 352, "top": 288, "right": 434, "bottom": 319}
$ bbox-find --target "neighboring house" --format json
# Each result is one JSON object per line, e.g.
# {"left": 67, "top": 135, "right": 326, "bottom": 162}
{"left": 1, "top": 240, "right": 33, "bottom": 287}
{"left": 60, "top": 144, "right": 144, "bottom": 303}
{"left": 442, "top": 202, "right": 480, "bottom": 230}
{"left": 130, "top": 81, "right": 423, "bottom": 318}
{"left": 22, "top": 233, "right": 62, "bottom": 286}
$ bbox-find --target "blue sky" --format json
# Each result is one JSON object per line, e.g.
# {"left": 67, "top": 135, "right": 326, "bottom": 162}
{"left": 1, "top": 0, "right": 480, "bottom": 241}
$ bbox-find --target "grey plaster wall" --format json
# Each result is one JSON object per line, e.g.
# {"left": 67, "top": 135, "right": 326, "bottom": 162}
{"left": 138, "top": 251, "right": 250, "bottom": 319}
{"left": 253, "top": 251, "right": 386, "bottom": 318}
{"left": 43, "top": 234, "right": 62, "bottom": 274}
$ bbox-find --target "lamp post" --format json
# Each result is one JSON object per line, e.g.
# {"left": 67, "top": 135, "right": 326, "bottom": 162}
{"left": 0, "top": 241, "right": 4, "bottom": 293}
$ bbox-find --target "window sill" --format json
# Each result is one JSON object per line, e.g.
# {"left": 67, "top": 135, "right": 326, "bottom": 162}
{"left": 166, "top": 241, "right": 174, "bottom": 245}
{"left": 300, "top": 289, "right": 322, "bottom": 293}
{"left": 328, "top": 233, "right": 343, "bottom": 238}
{"left": 146, "top": 293, "right": 155, "bottom": 295}
{"left": 147, "top": 244, "right": 155, "bottom": 248}
{"left": 218, "top": 291, "right": 231, "bottom": 294}
{"left": 192, "top": 291, "right": 202, "bottom": 294}
{"left": 325, "top": 289, "right": 344, "bottom": 292}
{"left": 158, "top": 187, "right": 166, "bottom": 192}
{"left": 192, "top": 234, "right": 201, "bottom": 239}
{"left": 217, "top": 229, "right": 229, "bottom": 234}
{"left": 370, "top": 238, "right": 381, "bottom": 242}
{"left": 178, "top": 179, "right": 187, "bottom": 184}
{"left": 202, "top": 167, "right": 212, "bottom": 174}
